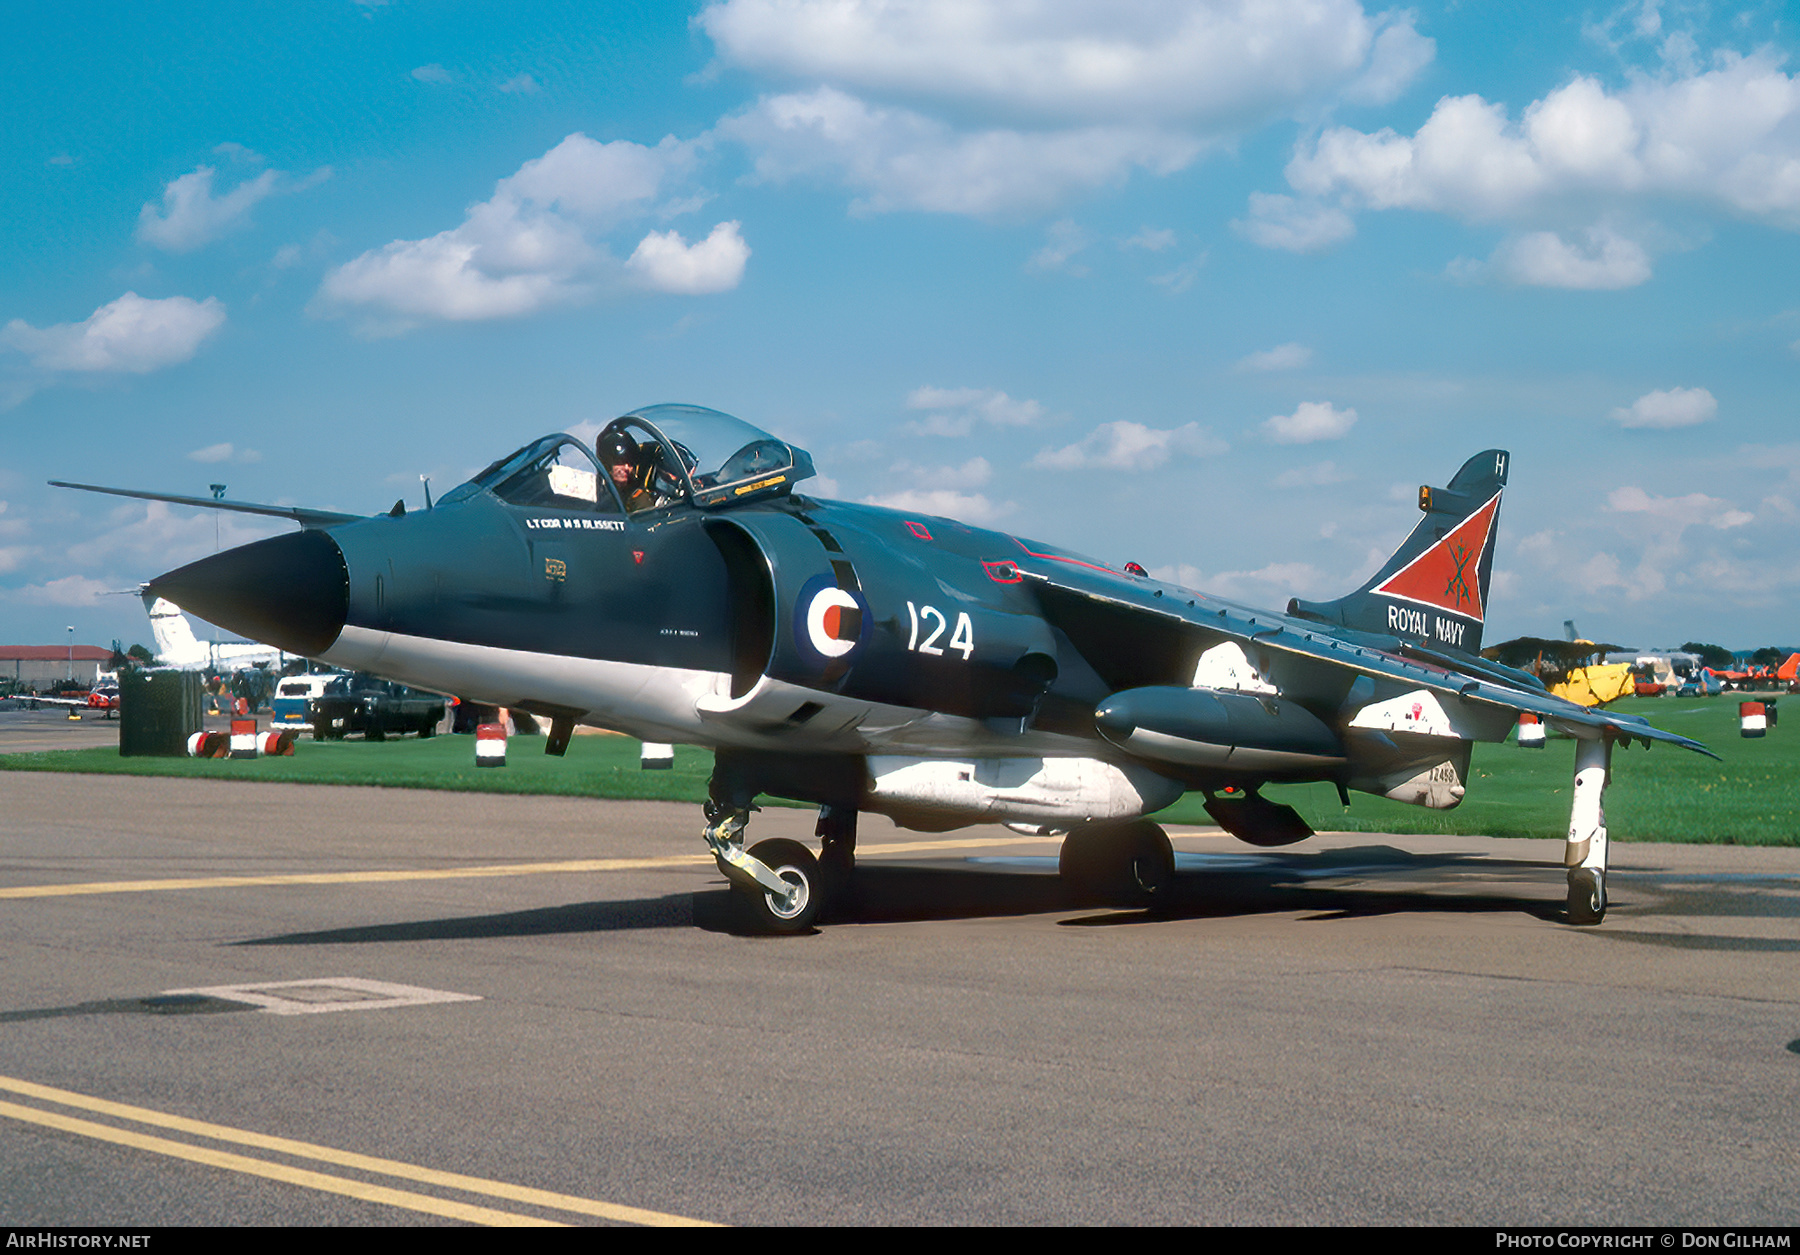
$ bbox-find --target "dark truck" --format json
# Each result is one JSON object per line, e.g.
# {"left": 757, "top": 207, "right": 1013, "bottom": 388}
{"left": 307, "top": 673, "right": 445, "bottom": 741}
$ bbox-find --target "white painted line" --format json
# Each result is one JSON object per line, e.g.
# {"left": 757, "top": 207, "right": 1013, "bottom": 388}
{"left": 163, "top": 977, "right": 481, "bottom": 1016}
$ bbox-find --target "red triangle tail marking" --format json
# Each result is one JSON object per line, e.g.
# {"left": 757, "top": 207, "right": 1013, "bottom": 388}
{"left": 1373, "top": 492, "right": 1500, "bottom": 621}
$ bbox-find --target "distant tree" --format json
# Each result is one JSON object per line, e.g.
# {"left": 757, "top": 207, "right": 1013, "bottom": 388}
{"left": 1751, "top": 647, "right": 1787, "bottom": 667}
{"left": 127, "top": 643, "right": 158, "bottom": 665}
{"left": 1681, "top": 641, "right": 1735, "bottom": 669}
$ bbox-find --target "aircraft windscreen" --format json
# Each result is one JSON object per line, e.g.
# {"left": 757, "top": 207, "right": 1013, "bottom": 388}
{"left": 614, "top": 405, "right": 814, "bottom": 508}
{"left": 441, "top": 435, "right": 620, "bottom": 512}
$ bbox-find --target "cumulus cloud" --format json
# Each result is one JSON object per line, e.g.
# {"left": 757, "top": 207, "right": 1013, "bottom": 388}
{"left": 1238, "top": 342, "right": 1313, "bottom": 371}
{"left": 412, "top": 64, "right": 453, "bottom": 84}
{"left": 1611, "top": 386, "right": 1717, "bottom": 428}
{"left": 315, "top": 133, "right": 740, "bottom": 329}
{"left": 719, "top": 87, "right": 1198, "bottom": 215}
{"left": 1232, "top": 193, "right": 1355, "bottom": 253}
{"left": 2, "top": 575, "right": 115, "bottom": 607}
{"left": 2, "top": 293, "right": 225, "bottom": 374}
{"left": 1026, "top": 220, "right": 1090, "bottom": 273}
{"left": 136, "top": 156, "right": 326, "bottom": 252}
{"left": 1263, "top": 400, "right": 1356, "bottom": 444}
{"left": 702, "top": 1, "right": 1433, "bottom": 217}
{"left": 888, "top": 457, "right": 992, "bottom": 490}
{"left": 1031, "top": 420, "right": 1227, "bottom": 471}
{"left": 862, "top": 487, "right": 1010, "bottom": 523}
{"left": 903, "top": 385, "right": 1044, "bottom": 436}
{"left": 625, "top": 221, "right": 750, "bottom": 293}
{"left": 1475, "top": 224, "right": 1653, "bottom": 289}
{"left": 187, "top": 443, "right": 261, "bottom": 464}
{"left": 1150, "top": 560, "right": 1334, "bottom": 603}
{"left": 698, "top": 1, "right": 1428, "bottom": 127}
{"left": 1607, "top": 484, "right": 1751, "bottom": 528}
{"left": 1262, "top": 51, "right": 1800, "bottom": 268}
{"left": 1274, "top": 460, "right": 1350, "bottom": 488}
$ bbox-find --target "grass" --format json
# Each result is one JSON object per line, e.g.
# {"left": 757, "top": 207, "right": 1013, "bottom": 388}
{"left": 3, "top": 696, "right": 1793, "bottom": 844}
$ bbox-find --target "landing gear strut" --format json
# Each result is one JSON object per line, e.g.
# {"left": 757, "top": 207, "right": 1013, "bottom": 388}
{"left": 1565, "top": 736, "right": 1613, "bottom": 925}
{"left": 702, "top": 798, "right": 822, "bottom": 933}
{"left": 1059, "top": 819, "right": 1175, "bottom": 908}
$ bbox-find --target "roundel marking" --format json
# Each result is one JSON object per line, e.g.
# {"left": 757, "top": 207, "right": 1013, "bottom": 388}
{"left": 804, "top": 585, "right": 863, "bottom": 659}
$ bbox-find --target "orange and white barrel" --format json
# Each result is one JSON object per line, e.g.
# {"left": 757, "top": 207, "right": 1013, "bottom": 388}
{"left": 187, "top": 730, "right": 228, "bottom": 758}
{"left": 1740, "top": 701, "right": 1767, "bottom": 738}
{"left": 230, "top": 718, "right": 259, "bottom": 759}
{"left": 1517, "top": 712, "right": 1545, "bottom": 748}
{"left": 640, "top": 742, "right": 674, "bottom": 770}
{"left": 476, "top": 721, "right": 507, "bottom": 767}
{"left": 259, "top": 729, "right": 297, "bottom": 757}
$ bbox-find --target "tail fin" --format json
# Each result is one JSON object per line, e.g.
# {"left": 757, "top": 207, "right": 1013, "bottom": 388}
{"left": 143, "top": 594, "right": 209, "bottom": 668}
{"left": 1288, "top": 449, "right": 1507, "bottom": 654}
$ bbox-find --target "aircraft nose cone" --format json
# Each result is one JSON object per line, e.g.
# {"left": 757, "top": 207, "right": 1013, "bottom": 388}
{"left": 148, "top": 530, "right": 349, "bottom": 657}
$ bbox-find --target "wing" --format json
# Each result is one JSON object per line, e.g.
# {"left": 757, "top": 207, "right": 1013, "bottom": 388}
{"left": 1018, "top": 565, "right": 1716, "bottom": 758}
{"left": 48, "top": 482, "right": 362, "bottom": 530}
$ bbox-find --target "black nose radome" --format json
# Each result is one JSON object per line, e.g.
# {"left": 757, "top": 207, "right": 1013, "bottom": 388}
{"left": 148, "top": 530, "right": 349, "bottom": 657}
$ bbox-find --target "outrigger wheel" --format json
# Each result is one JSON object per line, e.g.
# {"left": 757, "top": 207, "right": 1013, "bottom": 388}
{"left": 1567, "top": 867, "right": 1606, "bottom": 926}
{"left": 1059, "top": 819, "right": 1175, "bottom": 908}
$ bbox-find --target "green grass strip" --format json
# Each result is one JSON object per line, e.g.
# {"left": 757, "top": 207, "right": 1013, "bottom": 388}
{"left": 4, "top": 697, "right": 1794, "bottom": 844}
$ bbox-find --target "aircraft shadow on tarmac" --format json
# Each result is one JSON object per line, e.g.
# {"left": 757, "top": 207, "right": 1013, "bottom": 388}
{"left": 235, "top": 845, "right": 1562, "bottom": 946}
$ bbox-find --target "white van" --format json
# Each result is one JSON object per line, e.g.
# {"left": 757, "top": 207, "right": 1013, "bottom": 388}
{"left": 272, "top": 674, "right": 339, "bottom": 729}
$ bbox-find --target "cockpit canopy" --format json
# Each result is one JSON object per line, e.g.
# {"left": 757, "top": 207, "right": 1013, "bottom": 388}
{"left": 442, "top": 404, "right": 815, "bottom": 513}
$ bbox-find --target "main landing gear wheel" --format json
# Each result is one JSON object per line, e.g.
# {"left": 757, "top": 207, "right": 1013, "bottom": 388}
{"left": 1059, "top": 819, "right": 1175, "bottom": 908}
{"left": 741, "top": 838, "right": 820, "bottom": 934}
{"left": 1567, "top": 867, "right": 1607, "bottom": 926}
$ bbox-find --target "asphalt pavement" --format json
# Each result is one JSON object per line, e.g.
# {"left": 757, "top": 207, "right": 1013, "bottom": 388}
{"left": 0, "top": 760, "right": 1796, "bottom": 1226}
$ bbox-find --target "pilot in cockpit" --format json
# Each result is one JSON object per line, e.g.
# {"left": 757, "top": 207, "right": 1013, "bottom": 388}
{"left": 597, "top": 430, "right": 658, "bottom": 513}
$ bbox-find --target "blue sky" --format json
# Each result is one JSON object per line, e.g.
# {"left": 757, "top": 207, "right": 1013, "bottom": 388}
{"left": 4, "top": 0, "right": 1798, "bottom": 654}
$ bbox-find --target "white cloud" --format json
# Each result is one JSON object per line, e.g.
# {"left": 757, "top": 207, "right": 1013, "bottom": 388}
{"left": 1149, "top": 252, "right": 1207, "bottom": 293}
{"left": 315, "top": 133, "right": 731, "bottom": 328}
{"left": 903, "top": 386, "right": 1044, "bottom": 435}
{"left": 412, "top": 64, "right": 453, "bottom": 84}
{"left": 136, "top": 159, "right": 326, "bottom": 252}
{"left": 1478, "top": 224, "right": 1653, "bottom": 289}
{"left": 1263, "top": 400, "right": 1356, "bottom": 444}
{"left": 862, "top": 488, "right": 1010, "bottom": 523}
{"left": 1026, "top": 219, "right": 1090, "bottom": 273}
{"left": 1237, "top": 342, "right": 1313, "bottom": 371}
{"left": 1151, "top": 561, "right": 1333, "bottom": 603}
{"left": 625, "top": 221, "right": 750, "bottom": 294}
{"left": 1232, "top": 193, "right": 1355, "bottom": 253}
{"left": 702, "top": 2, "right": 1433, "bottom": 218}
{"left": 1031, "top": 420, "right": 1227, "bottom": 471}
{"left": 1120, "top": 227, "right": 1175, "bottom": 251}
{"left": 1607, "top": 486, "right": 1752, "bottom": 529}
{"left": 1610, "top": 386, "right": 1717, "bottom": 428}
{"left": 720, "top": 87, "right": 1199, "bottom": 216}
{"left": 187, "top": 443, "right": 261, "bottom": 464}
{"left": 1281, "top": 52, "right": 1800, "bottom": 236}
{"left": 499, "top": 73, "right": 541, "bottom": 95}
{"left": 2, "top": 293, "right": 225, "bottom": 374}
{"left": 888, "top": 457, "right": 992, "bottom": 491}
{"left": 1274, "top": 460, "right": 1350, "bottom": 488}
{"left": 698, "top": 1, "right": 1428, "bottom": 126}
{"left": 2, "top": 575, "right": 115, "bottom": 607}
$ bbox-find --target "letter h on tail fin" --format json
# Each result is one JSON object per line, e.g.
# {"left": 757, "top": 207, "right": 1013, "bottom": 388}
{"left": 1288, "top": 449, "right": 1508, "bottom": 654}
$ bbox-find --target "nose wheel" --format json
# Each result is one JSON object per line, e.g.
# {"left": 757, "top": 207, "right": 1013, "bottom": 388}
{"left": 742, "top": 839, "right": 820, "bottom": 933}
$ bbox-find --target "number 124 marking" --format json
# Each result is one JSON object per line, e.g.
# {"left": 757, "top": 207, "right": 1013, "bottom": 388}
{"left": 906, "top": 602, "right": 974, "bottom": 660}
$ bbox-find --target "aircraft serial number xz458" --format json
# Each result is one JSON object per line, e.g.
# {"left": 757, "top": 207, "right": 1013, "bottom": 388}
{"left": 56, "top": 404, "right": 1710, "bottom": 932}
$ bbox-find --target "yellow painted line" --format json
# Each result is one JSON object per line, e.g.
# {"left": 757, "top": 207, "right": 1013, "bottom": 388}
{"left": 0, "top": 1100, "right": 559, "bottom": 1227}
{"left": 0, "top": 1075, "right": 718, "bottom": 1227}
{"left": 0, "top": 834, "right": 1083, "bottom": 900}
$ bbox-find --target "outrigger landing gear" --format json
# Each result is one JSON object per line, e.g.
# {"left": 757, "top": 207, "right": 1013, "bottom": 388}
{"left": 1059, "top": 819, "right": 1175, "bottom": 908}
{"left": 702, "top": 798, "right": 822, "bottom": 934}
{"left": 1564, "top": 736, "right": 1613, "bottom": 926}
{"left": 815, "top": 804, "right": 858, "bottom": 920}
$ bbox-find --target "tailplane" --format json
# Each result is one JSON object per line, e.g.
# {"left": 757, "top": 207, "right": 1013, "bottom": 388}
{"left": 1288, "top": 449, "right": 1507, "bottom": 655}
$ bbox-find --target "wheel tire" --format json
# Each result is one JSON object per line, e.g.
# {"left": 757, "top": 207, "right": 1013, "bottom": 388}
{"left": 418, "top": 719, "right": 435, "bottom": 739}
{"left": 1060, "top": 820, "right": 1174, "bottom": 908}
{"left": 366, "top": 720, "right": 386, "bottom": 743}
{"left": 1567, "top": 868, "right": 1607, "bottom": 925}
{"left": 742, "top": 838, "right": 821, "bottom": 934}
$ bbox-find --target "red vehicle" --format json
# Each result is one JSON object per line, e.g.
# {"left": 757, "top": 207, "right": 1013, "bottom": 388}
{"left": 86, "top": 686, "right": 120, "bottom": 718}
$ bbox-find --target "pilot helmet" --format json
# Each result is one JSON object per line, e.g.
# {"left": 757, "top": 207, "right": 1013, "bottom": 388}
{"left": 597, "top": 429, "right": 639, "bottom": 474}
